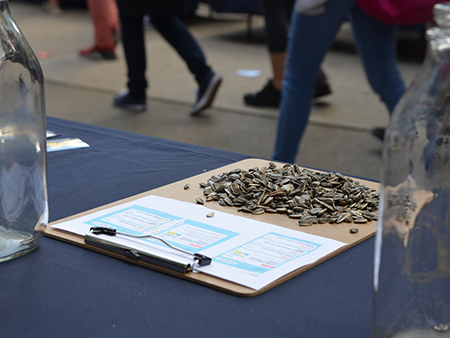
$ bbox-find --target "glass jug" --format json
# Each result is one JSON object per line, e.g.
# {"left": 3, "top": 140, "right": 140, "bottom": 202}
{"left": 0, "top": 0, "right": 48, "bottom": 262}
{"left": 372, "top": 3, "right": 450, "bottom": 337}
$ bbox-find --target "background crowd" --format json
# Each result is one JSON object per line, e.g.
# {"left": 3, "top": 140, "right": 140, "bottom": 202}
{"left": 35, "top": 0, "right": 428, "bottom": 169}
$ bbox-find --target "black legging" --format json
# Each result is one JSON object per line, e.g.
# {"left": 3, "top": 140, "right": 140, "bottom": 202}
{"left": 260, "top": 0, "right": 295, "bottom": 53}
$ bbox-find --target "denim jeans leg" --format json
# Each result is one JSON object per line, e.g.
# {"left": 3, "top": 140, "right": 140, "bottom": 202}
{"left": 272, "top": 0, "right": 354, "bottom": 163}
{"left": 349, "top": 7, "right": 406, "bottom": 114}
{"left": 118, "top": 11, "right": 147, "bottom": 98}
{"left": 150, "top": 15, "right": 212, "bottom": 84}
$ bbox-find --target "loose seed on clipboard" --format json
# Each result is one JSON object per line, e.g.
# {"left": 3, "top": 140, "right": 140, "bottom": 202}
{"left": 252, "top": 208, "right": 265, "bottom": 215}
{"left": 183, "top": 184, "right": 190, "bottom": 190}
{"left": 349, "top": 228, "right": 359, "bottom": 234}
{"left": 196, "top": 197, "right": 204, "bottom": 205}
{"left": 298, "top": 220, "right": 313, "bottom": 226}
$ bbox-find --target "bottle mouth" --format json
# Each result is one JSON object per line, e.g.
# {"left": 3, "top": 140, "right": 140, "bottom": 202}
{"left": 433, "top": 2, "right": 450, "bottom": 28}
{"left": 426, "top": 3, "right": 450, "bottom": 55}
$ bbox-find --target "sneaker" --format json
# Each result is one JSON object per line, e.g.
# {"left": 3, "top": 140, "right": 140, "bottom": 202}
{"left": 79, "top": 45, "right": 116, "bottom": 60}
{"left": 113, "top": 90, "right": 146, "bottom": 112}
{"left": 243, "top": 71, "right": 332, "bottom": 108}
{"left": 190, "top": 71, "right": 222, "bottom": 116}
{"left": 314, "top": 69, "right": 332, "bottom": 99}
{"left": 370, "top": 127, "right": 385, "bottom": 147}
{"left": 244, "top": 79, "right": 280, "bottom": 107}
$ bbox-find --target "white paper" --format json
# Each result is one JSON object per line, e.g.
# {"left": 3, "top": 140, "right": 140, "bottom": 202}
{"left": 52, "top": 195, "right": 345, "bottom": 290}
{"left": 47, "top": 138, "right": 89, "bottom": 152}
{"left": 235, "top": 69, "right": 261, "bottom": 77}
{"left": 46, "top": 130, "right": 60, "bottom": 139}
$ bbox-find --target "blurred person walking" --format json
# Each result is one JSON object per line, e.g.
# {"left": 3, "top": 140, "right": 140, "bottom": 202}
{"left": 272, "top": 0, "right": 406, "bottom": 163}
{"left": 243, "top": 0, "right": 331, "bottom": 107}
{"left": 79, "top": 0, "right": 119, "bottom": 60}
{"left": 113, "top": 0, "right": 222, "bottom": 114}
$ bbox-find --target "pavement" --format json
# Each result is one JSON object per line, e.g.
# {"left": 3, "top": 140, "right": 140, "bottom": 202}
{"left": 10, "top": 1, "right": 424, "bottom": 181}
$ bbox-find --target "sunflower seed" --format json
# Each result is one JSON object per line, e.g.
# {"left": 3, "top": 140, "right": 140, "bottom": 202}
{"left": 198, "top": 162, "right": 379, "bottom": 226}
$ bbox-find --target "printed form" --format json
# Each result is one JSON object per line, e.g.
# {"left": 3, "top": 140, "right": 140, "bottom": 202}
{"left": 52, "top": 195, "right": 345, "bottom": 290}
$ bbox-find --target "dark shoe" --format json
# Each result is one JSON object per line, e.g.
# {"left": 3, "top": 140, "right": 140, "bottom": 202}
{"left": 113, "top": 90, "right": 146, "bottom": 112}
{"left": 314, "top": 69, "right": 332, "bottom": 98}
{"left": 244, "top": 79, "right": 281, "bottom": 107}
{"left": 190, "top": 71, "right": 222, "bottom": 116}
{"left": 244, "top": 71, "right": 332, "bottom": 108}
{"left": 370, "top": 127, "right": 385, "bottom": 147}
{"left": 79, "top": 45, "right": 116, "bottom": 60}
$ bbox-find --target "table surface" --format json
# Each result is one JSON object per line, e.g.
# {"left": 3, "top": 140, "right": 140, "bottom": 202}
{"left": 0, "top": 117, "right": 375, "bottom": 338}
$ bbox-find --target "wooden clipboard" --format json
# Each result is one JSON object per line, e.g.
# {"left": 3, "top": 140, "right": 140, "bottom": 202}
{"left": 46, "top": 158, "right": 379, "bottom": 297}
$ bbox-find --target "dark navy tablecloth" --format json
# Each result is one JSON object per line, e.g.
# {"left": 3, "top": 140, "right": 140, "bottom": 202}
{"left": 0, "top": 117, "right": 374, "bottom": 338}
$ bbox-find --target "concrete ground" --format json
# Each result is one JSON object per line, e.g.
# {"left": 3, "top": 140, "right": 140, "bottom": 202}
{"left": 10, "top": 1, "right": 424, "bottom": 181}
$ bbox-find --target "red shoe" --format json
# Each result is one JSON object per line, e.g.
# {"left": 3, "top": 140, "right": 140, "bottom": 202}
{"left": 79, "top": 45, "right": 116, "bottom": 60}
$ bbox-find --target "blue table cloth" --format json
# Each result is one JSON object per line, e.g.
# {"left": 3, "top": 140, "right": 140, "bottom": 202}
{"left": 0, "top": 117, "right": 374, "bottom": 338}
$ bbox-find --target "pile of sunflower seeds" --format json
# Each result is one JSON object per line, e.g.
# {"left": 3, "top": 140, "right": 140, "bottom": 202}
{"left": 197, "top": 162, "right": 379, "bottom": 227}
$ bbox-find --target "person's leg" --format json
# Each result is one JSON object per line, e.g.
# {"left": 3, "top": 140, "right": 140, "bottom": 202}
{"left": 150, "top": 15, "right": 221, "bottom": 115}
{"left": 262, "top": 0, "right": 292, "bottom": 90}
{"left": 350, "top": 6, "right": 406, "bottom": 144}
{"left": 350, "top": 7, "right": 406, "bottom": 114}
{"left": 109, "top": 0, "right": 120, "bottom": 36}
{"left": 244, "top": 0, "right": 331, "bottom": 107}
{"left": 272, "top": 0, "right": 354, "bottom": 163}
{"left": 80, "top": 0, "right": 119, "bottom": 59}
{"left": 121, "top": 17, "right": 146, "bottom": 98}
{"left": 150, "top": 15, "right": 212, "bottom": 84}
{"left": 88, "top": 0, "right": 117, "bottom": 48}
{"left": 113, "top": 0, "right": 147, "bottom": 110}
{"left": 243, "top": 0, "right": 290, "bottom": 107}
{"left": 269, "top": 52, "right": 287, "bottom": 92}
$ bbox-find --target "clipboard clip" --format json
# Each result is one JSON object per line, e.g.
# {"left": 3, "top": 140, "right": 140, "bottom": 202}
{"left": 85, "top": 226, "right": 212, "bottom": 273}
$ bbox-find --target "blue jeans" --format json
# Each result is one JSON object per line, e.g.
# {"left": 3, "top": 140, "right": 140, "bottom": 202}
{"left": 272, "top": 0, "right": 406, "bottom": 163}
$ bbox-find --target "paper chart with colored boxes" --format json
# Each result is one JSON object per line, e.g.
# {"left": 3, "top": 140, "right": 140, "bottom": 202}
{"left": 51, "top": 194, "right": 345, "bottom": 291}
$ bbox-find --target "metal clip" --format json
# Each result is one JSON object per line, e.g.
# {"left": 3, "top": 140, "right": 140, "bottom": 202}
{"left": 85, "top": 226, "right": 212, "bottom": 272}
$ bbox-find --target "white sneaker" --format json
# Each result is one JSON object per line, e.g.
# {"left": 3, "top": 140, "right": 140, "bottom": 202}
{"left": 189, "top": 72, "right": 222, "bottom": 116}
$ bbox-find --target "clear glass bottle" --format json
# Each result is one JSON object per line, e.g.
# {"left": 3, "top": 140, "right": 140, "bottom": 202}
{"left": 372, "top": 3, "right": 450, "bottom": 337}
{"left": 0, "top": 0, "right": 47, "bottom": 262}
